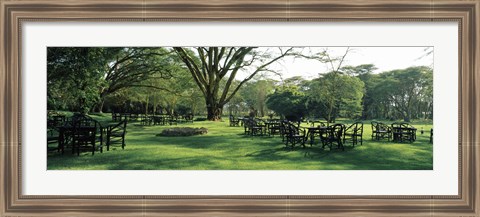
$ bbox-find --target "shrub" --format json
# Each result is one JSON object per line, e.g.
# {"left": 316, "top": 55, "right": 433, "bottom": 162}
{"left": 157, "top": 127, "right": 208, "bottom": 137}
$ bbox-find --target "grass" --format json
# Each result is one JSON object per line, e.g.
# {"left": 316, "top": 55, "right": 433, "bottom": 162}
{"left": 47, "top": 114, "right": 433, "bottom": 170}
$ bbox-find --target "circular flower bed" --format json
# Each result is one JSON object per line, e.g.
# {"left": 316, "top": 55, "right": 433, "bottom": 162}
{"left": 157, "top": 127, "right": 208, "bottom": 137}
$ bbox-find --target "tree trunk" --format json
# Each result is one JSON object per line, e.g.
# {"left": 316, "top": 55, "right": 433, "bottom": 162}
{"left": 145, "top": 96, "right": 149, "bottom": 115}
{"left": 207, "top": 106, "right": 223, "bottom": 121}
{"left": 205, "top": 94, "right": 224, "bottom": 121}
{"left": 259, "top": 103, "right": 265, "bottom": 117}
{"left": 95, "top": 99, "right": 105, "bottom": 113}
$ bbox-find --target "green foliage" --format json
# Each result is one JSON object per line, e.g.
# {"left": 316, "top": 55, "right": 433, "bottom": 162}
{"left": 47, "top": 47, "right": 187, "bottom": 114}
{"left": 340, "top": 64, "right": 377, "bottom": 75}
{"left": 174, "top": 47, "right": 292, "bottom": 120}
{"left": 47, "top": 47, "right": 108, "bottom": 113}
{"left": 47, "top": 46, "right": 433, "bottom": 123}
{"left": 306, "top": 73, "right": 365, "bottom": 122}
{"left": 239, "top": 79, "right": 276, "bottom": 117}
{"left": 370, "top": 66, "right": 433, "bottom": 121}
{"left": 266, "top": 85, "right": 307, "bottom": 121}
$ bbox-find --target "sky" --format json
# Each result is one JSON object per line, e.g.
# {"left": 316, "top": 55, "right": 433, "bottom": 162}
{"left": 238, "top": 47, "right": 433, "bottom": 81}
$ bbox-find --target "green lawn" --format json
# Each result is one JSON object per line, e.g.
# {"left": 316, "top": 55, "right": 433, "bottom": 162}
{"left": 47, "top": 114, "right": 433, "bottom": 170}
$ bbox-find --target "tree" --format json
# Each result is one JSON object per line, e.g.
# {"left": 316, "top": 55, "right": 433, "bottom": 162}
{"left": 173, "top": 47, "right": 292, "bottom": 121}
{"left": 95, "top": 47, "right": 174, "bottom": 112}
{"left": 47, "top": 47, "right": 108, "bottom": 113}
{"left": 340, "top": 64, "right": 377, "bottom": 76}
{"left": 47, "top": 47, "right": 176, "bottom": 113}
{"left": 340, "top": 64, "right": 379, "bottom": 119}
{"left": 298, "top": 47, "right": 364, "bottom": 122}
{"left": 266, "top": 85, "right": 307, "bottom": 121}
{"left": 374, "top": 66, "right": 433, "bottom": 122}
{"left": 239, "top": 79, "right": 276, "bottom": 117}
{"left": 306, "top": 73, "right": 364, "bottom": 122}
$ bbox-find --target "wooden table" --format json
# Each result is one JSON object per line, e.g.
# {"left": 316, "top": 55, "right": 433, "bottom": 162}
{"left": 305, "top": 126, "right": 329, "bottom": 145}
{"left": 264, "top": 121, "right": 280, "bottom": 136}
{"left": 392, "top": 127, "right": 417, "bottom": 143}
{"left": 57, "top": 125, "right": 97, "bottom": 154}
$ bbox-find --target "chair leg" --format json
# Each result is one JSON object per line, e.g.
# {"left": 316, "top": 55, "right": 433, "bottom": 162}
{"left": 100, "top": 135, "right": 103, "bottom": 153}
{"left": 106, "top": 134, "right": 110, "bottom": 151}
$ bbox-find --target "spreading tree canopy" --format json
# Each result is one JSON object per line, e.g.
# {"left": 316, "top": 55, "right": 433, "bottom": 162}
{"left": 173, "top": 47, "right": 292, "bottom": 120}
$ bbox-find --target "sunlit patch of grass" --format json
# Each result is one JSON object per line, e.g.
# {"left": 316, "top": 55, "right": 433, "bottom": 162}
{"left": 48, "top": 117, "right": 433, "bottom": 170}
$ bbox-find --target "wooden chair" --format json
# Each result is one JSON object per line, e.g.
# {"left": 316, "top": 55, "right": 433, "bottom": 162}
{"left": 57, "top": 120, "right": 75, "bottom": 154}
{"left": 248, "top": 119, "right": 264, "bottom": 136}
{"left": 267, "top": 119, "right": 282, "bottom": 137}
{"left": 47, "top": 127, "right": 60, "bottom": 152}
{"left": 284, "top": 122, "right": 306, "bottom": 148}
{"left": 371, "top": 121, "right": 378, "bottom": 140}
{"left": 306, "top": 121, "right": 327, "bottom": 145}
{"left": 278, "top": 120, "right": 289, "bottom": 142}
{"left": 70, "top": 115, "right": 103, "bottom": 155}
{"left": 140, "top": 114, "right": 152, "bottom": 125}
{"left": 243, "top": 118, "right": 251, "bottom": 135}
{"left": 343, "top": 122, "right": 363, "bottom": 146}
{"left": 106, "top": 120, "right": 127, "bottom": 151}
{"left": 153, "top": 116, "right": 165, "bottom": 125}
{"left": 168, "top": 115, "right": 178, "bottom": 125}
{"left": 71, "top": 125, "right": 97, "bottom": 156}
{"left": 229, "top": 115, "right": 240, "bottom": 127}
{"left": 374, "top": 122, "right": 391, "bottom": 141}
{"left": 321, "top": 124, "right": 345, "bottom": 151}
{"left": 401, "top": 123, "right": 417, "bottom": 143}
{"left": 391, "top": 122, "right": 416, "bottom": 143}
{"left": 430, "top": 128, "right": 433, "bottom": 143}
{"left": 184, "top": 114, "right": 194, "bottom": 123}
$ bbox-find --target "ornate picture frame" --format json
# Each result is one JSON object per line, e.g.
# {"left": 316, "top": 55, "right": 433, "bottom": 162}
{"left": 1, "top": 0, "right": 478, "bottom": 216}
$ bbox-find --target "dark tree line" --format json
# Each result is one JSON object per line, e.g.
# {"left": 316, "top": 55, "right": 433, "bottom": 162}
{"left": 265, "top": 65, "right": 433, "bottom": 122}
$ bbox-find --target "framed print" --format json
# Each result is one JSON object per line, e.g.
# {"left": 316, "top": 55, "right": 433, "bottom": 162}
{"left": 1, "top": 0, "right": 479, "bottom": 216}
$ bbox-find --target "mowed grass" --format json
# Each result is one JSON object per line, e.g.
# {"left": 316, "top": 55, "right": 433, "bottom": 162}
{"left": 47, "top": 115, "right": 433, "bottom": 170}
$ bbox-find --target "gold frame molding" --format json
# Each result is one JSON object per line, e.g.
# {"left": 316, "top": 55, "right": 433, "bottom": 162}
{"left": 1, "top": 0, "right": 479, "bottom": 216}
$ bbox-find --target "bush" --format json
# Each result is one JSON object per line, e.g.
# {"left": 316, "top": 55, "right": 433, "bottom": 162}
{"left": 157, "top": 127, "right": 208, "bottom": 137}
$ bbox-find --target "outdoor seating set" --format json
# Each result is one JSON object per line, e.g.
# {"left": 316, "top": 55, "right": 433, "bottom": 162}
{"left": 112, "top": 112, "right": 139, "bottom": 121}
{"left": 47, "top": 113, "right": 127, "bottom": 156}
{"left": 237, "top": 117, "right": 283, "bottom": 137}
{"left": 280, "top": 121, "right": 364, "bottom": 151}
{"left": 230, "top": 115, "right": 363, "bottom": 151}
{"left": 229, "top": 115, "right": 241, "bottom": 127}
{"left": 302, "top": 121, "right": 363, "bottom": 151}
{"left": 243, "top": 117, "right": 267, "bottom": 136}
{"left": 371, "top": 121, "right": 418, "bottom": 143}
{"left": 125, "top": 113, "right": 194, "bottom": 126}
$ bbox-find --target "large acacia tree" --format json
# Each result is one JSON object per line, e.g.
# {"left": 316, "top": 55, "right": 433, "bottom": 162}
{"left": 95, "top": 47, "right": 174, "bottom": 112}
{"left": 47, "top": 47, "right": 109, "bottom": 113}
{"left": 374, "top": 66, "right": 433, "bottom": 122}
{"left": 173, "top": 47, "right": 292, "bottom": 120}
{"left": 48, "top": 47, "right": 176, "bottom": 113}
